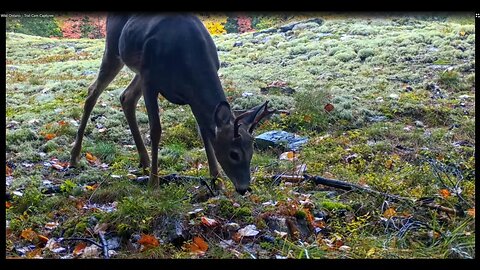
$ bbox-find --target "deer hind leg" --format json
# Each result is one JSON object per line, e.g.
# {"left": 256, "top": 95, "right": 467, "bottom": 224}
{"left": 120, "top": 75, "right": 150, "bottom": 169}
{"left": 142, "top": 84, "right": 162, "bottom": 188}
{"left": 70, "top": 55, "right": 124, "bottom": 166}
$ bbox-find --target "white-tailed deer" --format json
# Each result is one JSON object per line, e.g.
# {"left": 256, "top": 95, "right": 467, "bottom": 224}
{"left": 70, "top": 14, "right": 275, "bottom": 194}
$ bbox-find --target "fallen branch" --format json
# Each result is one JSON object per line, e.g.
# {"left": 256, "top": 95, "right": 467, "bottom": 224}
{"left": 272, "top": 174, "right": 463, "bottom": 217}
{"left": 60, "top": 237, "right": 103, "bottom": 249}
{"left": 98, "top": 232, "right": 109, "bottom": 259}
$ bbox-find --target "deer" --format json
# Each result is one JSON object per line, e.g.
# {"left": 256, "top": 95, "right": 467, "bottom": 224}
{"left": 69, "top": 14, "right": 276, "bottom": 195}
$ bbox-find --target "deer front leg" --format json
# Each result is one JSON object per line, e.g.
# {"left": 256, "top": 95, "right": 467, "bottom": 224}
{"left": 70, "top": 56, "right": 124, "bottom": 166}
{"left": 198, "top": 126, "right": 222, "bottom": 191}
{"left": 143, "top": 87, "right": 162, "bottom": 188}
{"left": 120, "top": 75, "right": 150, "bottom": 170}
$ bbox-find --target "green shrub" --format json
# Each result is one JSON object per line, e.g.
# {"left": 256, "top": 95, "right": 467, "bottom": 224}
{"left": 6, "top": 17, "right": 62, "bottom": 37}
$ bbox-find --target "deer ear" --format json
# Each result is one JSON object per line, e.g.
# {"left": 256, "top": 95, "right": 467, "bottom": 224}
{"left": 241, "top": 101, "right": 270, "bottom": 133}
{"left": 214, "top": 101, "right": 232, "bottom": 128}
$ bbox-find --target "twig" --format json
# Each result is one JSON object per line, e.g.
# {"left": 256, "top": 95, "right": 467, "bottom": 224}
{"left": 60, "top": 237, "right": 103, "bottom": 248}
{"left": 88, "top": 173, "right": 111, "bottom": 204}
{"left": 98, "top": 232, "right": 109, "bottom": 259}
{"left": 273, "top": 174, "right": 463, "bottom": 216}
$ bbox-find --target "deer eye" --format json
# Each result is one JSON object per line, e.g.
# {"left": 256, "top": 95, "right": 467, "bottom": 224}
{"left": 230, "top": 151, "right": 240, "bottom": 161}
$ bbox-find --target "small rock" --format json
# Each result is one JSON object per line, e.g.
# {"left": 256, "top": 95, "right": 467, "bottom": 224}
{"left": 265, "top": 216, "right": 289, "bottom": 233}
{"left": 106, "top": 237, "right": 121, "bottom": 250}
{"left": 367, "top": 115, "right": 387, "bottom": 122}
{"left": 458, "top": 95, "right": 471, "bottom": 100}
{"left": 405, "top": 86, "right": 413, "bottom": 92}
{"left": 414, "top": 121, "right": 424, "bottom": 127}
{"left": 375, "top": 97, "right": 384, "bottom": 103}
{"left": 388, "top": 93, "right": 399, "bottom": 99}
{"left": 81, "top": 245, "right": 101, "bottom": 258}
{"left": 339, "top": 245, "right": 351, "bottom": 252}
{"left": 242, "top": 92, "right": 254, "bottom": 97}
{"left": 233, "top": 41, "right": 243, "bottom": 47}
{"left": 255, "top": 130, "right": 308, "bottom": 151}
{"left": 225, "top": 222, "right": 240, "bottom": 231}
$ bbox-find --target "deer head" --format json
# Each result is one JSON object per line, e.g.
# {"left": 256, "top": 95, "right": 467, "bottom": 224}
{"left": 212, "top": 101, "right": 275, "bottom": 194}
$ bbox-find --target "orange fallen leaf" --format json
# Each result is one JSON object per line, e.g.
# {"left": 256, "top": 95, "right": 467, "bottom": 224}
{"left": 44, "top": 133, "right": 56, "bottom": 140}
{"left": 324, "top": 103, "right": 334, "bottom": 112}
{"left": 26, "top": 248, "right": 42, "bottom": 258}
{"left": 460, "top": 31, "right": 466, "bottom": 36}
{"left": 138, "top": 234, "right": 159, "bottom": 250}
{"left": 85, "top": 152, "right": 98, "bottom": 164}
{"left": 75, "top": 200, "right": 85, "bottom": 210}
{"left": 6, "top": 165, "right": 13, "bottom": 176}
{"left": 73, "top": 242, "right": 87, "bottom": 256}
{"left": 231, "top": 232, "right": 242, "bottom": 243}
{"left": 85, "top": 183, "right": 99, "bottom": 191}
{"left": 314, "top": 219, "right": 326, "bottom": 229}
{"left": 185, "top": 236, "right": 208, "bottom": 254}
{"left": 58, "top": 120, "right": 68, "bottom": 126}
{"left": 6, "top": 201, "right": 12, "bottom": 209}
{"left": 21, "top": 228, "right": 37, "bottom": 241}
{"left": 279, "top": 151, "right": 297, "bottom": 161}
{"left": 383, "top": 208, "right": 397, "bottom": 218}
{"left": 38, "top": 234, "right": 49, "bottom": 244}
{"left": 466, "top": 208, "right": 475, "bottom": 218}
{"left": 201, "top": 216, "right": 218, "bottom": 227}
{"left": 439, "top": 189, "right": 451, "bottom": 199}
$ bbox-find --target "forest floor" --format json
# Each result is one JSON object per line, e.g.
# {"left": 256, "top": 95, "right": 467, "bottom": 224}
{"left": 5, "top": 14, "right": 475, "bottom": 259}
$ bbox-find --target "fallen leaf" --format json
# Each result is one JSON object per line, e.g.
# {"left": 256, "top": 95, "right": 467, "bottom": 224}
{"left": 58, "top": 120, "right": 68, "bottom": 126}
{"left": 44, "top": 133, "right": 56, "bottom": 140}
{"left": 81, "top": 245, "right": 101, "bottom": 258}
{"left": 6, "top": 201, "right": 12, "bottom": 209}
{"left": 45, "top": 238, "right": 61, "bottom": 251}
{"left": 385, "top": 159, "right": 393, "bottom": 169}
{"left": 338, "top": 245, "right": 351, "bottom": 252}
{"left": 21, "top": 228, "right": 37, "bottom": 241}
{"left": 201, "top": 216, "right": 218, "bottom": 227}
{"left": 279, "top": 151, "right": 297, "bottom": 161}
{"left": 193, "top": 236, "right": 208, "bottom": 252}
{"left": 73, "top": 242, "right": 87, "bottom": 256}
{"left": 324, "top": 103, "right": 334, "bottom": 112}
{"left": 466, "top": 208, "right": 475, "bottom": 218}
{"left": 184, "top": 237, "right": 208, "bottom": 255}
{"left": 6, "top": 165, "right": 13, "bottom": 176}
{"left": 45, "top": 222, "right": 59, "bottom": 230}
{"left": 460, "top": 31, "right": 466, "bottom": 36}
{"left": 138, "top": 234, "right": 159, "bottom": 250}
{"left": 303, "top": 114, "right": 312, "bottom": 122}
{"left": 274, "top": 230, "right": 288, "bottom": 238}
{"left": 313, "top": 219, "right": 326, "bottom": 229}
{"left": 232, "top": 232, "right": 242, "bottom": 242}
{"left": 75, "top": 200, "right": 85, "bottom": 210}
{"left": 383, "top": 208, "right": 397, "bottom": 218}
{"left": 85, "top": 183, "right": 99, "bottom": 191}
{"left": 85, "top": 152, "right": 98, "bottom": 164}
{"left": 38, "top": 234, "right": 49, "bottom": 244}
{"left": 238, "top": 224, "right": 259, "bottom": 237}
{"left": 26, "top": 248, "right": 43, "bottom": 258}
{"left": 439, "top": 189, "right": 451, "bottom": 199}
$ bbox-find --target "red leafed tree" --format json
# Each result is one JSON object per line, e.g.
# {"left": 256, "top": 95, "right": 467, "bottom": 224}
{"left": 237, "top": 15, "right": 254, "bottom": 33}
{"left": 58, "top": 14, "right": 106, "bottom": 39}
{"left": 60, "top": 16, "right": 83, "bottom": 39}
